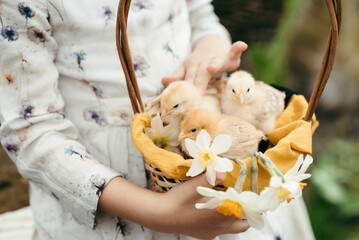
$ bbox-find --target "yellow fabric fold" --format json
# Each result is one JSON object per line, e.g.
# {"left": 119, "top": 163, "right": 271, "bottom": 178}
{"left": 131, "top": 94, "right": 318, "bottom": 192}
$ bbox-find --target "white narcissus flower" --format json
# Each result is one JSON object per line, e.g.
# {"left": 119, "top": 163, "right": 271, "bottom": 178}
{"left": 145, "top": 115, "right": 180, "bottom": 153}
{"left": 259, "top": 154, "right": 313, "bottom": 211}
{"left": 185, "top": 130, "right": 234, "bottom": 186}
{"left": 196, "top": 187, "right": 265, "bottom": 230}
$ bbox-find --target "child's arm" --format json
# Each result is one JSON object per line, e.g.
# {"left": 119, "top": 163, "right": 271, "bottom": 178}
{"left": 99, "top": 173, "right": 249, "bottom": 239}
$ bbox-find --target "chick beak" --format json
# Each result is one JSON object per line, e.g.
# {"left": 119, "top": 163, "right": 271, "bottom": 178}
{"left": 161, "top": 110, "right": 169, "bottom": 119}
{"left": 238, "top": 91, "right": 245, "bottom": 104}
{"left": 177, "top": 132, "right": 188, "bottom": 141}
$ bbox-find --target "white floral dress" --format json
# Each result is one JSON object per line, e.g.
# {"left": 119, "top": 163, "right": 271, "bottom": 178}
{"left": 0, "top": 0, "right": 315, "bottom": 239}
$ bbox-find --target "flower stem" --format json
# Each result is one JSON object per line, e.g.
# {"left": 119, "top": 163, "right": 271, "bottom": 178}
{"left": 255, "top": 152, "right": 285, "bottom": 182}
{"left": 250, "top": 156, "right": 258, "bottom": 193}
{"left": 234, "top": 159, "right": 247, "bottom": 192}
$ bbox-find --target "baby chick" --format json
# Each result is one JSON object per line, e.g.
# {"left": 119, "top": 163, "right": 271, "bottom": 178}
{"left": 179, "top": 108, "right": 265, "bottom": 159}
{"left": 160, "top": 81, "right": 220, "bottom": 125}
{"left": 221, "top": 70, "right": 286, "bottom": 134}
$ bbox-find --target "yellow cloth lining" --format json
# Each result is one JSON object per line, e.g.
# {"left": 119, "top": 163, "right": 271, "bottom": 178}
{"left": 131, "top": 94, "right": 318, "bottom": 192}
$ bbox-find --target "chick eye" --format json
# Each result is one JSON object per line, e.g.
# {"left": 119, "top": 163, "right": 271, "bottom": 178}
{"left": 191, "top": 128, "right": 197, "bottom": 133}
{"left": 247, "top": 88, "right": 250, "bottom": 93}
{"left": 173, "top": 104, "right": 179, "bottom": 109}
{"left": 232, "top": 89, "right": 235, "bottom": 93}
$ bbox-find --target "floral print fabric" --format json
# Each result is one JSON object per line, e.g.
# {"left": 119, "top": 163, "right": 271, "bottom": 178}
{"left": 0, "top": 0, "right": 230, "bottom": 239}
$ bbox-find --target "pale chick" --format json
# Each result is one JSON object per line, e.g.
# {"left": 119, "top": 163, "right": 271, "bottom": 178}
{"left": 160, "top": 81, "right": 220, "bottom": 127}
{"left": 179, "top": 108, "right": 265, "bottom": 159}
{"left": 221, "top": 70, "right": 286, "bottom": 134}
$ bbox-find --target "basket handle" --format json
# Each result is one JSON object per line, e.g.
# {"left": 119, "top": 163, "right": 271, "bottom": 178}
{"left": 116, "top": 0, "right": 144, "bottom": 114}
{"left": 116, "top": 0, "right": 342, "bottom": 119}
{"left": 304, "top": 0, "right": 341, "bottom": 121}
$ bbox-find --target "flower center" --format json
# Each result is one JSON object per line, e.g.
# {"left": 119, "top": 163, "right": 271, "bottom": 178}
{"left": 299, "top": 182, "right": 307, "bottom": 190}
{"left": 276, "top": 186, "right": 291, "bottom": 200}
{"left": 153, "top": 137, "right": 168, "bottom": 149}
{"left": 217, "top": 199, "right": 242, "bottom": 219}
{"left": 197, "top": 150, "right": 214, "bottom": 166}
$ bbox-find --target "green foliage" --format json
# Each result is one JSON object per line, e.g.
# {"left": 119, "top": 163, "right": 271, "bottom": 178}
{"left": 307, "top": 138, "right": 359, "bottom": 240}
{"left": 247, "top": 0, "right": 299, "bottom": 86}
{"left": 312, "top": 139, "right": 359, "bottom": 216}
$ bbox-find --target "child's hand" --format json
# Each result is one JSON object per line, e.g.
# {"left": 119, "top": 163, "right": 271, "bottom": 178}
{"left": 162, "top": 35, "right": 248, "bottom": 94}
{"left": 157, "top": 172, "right": 250, "bottom": 239}
{"left": 99, "top": 173, "right": 249, "bottom": 239}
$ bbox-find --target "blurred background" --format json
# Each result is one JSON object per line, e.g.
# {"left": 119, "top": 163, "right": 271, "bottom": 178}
{"left": 1, "top": 0, "right": 358, "bottom": 239}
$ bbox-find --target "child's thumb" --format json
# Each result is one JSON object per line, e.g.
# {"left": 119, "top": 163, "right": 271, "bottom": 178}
{"left": 181, "top": 172, "right": 226, "bottom": 200}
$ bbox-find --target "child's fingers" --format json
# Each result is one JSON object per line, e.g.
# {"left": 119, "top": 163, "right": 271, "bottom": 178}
{"left": 207, "top": 56, "right": 225, "bottom": 75}
{"left": 183, "top": 64, "right": 198, "bottom": 86}
{"left": 175, "top": 172, "right": 226, "bottom": 201}
{"left": 191, "top": 66, "right": 211, "bottom": 94}
{"left": 227, "top": 41, "right": 248, "bottom": 61}
{"left": 225, "top": 219, "right": 250, "bottom": 234}
{"left": 207, "top": 41, "right": 247, "bottom": 76}
{"left": 161, "top": 64, "right": 185, "bottom": 86}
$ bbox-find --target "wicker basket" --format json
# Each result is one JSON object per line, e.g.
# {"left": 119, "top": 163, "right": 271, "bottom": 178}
{"left": 115, "top": 0, "right": 342, "bottom": 192}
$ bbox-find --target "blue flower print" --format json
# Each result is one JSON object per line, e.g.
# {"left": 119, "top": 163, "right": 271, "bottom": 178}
{"left": 163, "top": 42, "right": 180, "bottom": 60}
{"left": 168, "top": 13, "right": 174, "bottom": 24}
{"left": 103, "top": 6, "right": 113, "bottom": 21}
{"left": 116, "top": 217, "right": 128, "bottom": 237}
{"left": 132, "top": 0, "right": 154, "bottom": 12}
{"left": 83, "top": 108, "right": 107, "bottom": 126}
{"left": 4, "top": 143, "right": 19, "bottom": 155}
{"left": 132, "top": 55, "right": 149, "bottom": 78}
{"left": 64, "top": 146, "right": 84, "bottom": 159}
{"left": 20, "top": 104, "right": 34, "bottom": 117}
{"left": 91, "top": 84, "right": 103, "bottom": 98}
{"left": 18, "top": 2, "right": 36, "bottom": 19}
{"left": 91, "top": 178, "right": 106, "bottom": 197}
{"left": 19, "top": 102, "right": 35, "bottom": 124}
{"left": 74, "top": 50, "right": 86, "bottom": 70}
{"left": 51, "top": 192, "right": 60, "bottom": 200}
{"left": 1, "top": 26, "right": 19, "bottom": 42}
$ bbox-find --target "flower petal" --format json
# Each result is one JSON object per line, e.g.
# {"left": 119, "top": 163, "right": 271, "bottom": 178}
{"left": 283, "top": 181, "right": 301, "bottom": 195}
{"left": 163, "top": 125, "right": 180, "bottom": 146}
{"left": 206, "top": 165, "right": 217, "bottom": 186}
{"left": 185, "top": 138, "right": 198, "bottom": 158}
{"left": 196, "top": 198, "right": 222, "bottom": 209}
{"left": 151, "top": 115, "right": 163, "bottom": 133}
{"left": 186, "top": 158, "right": 205, "bottom": 177}
{"left": 210, "top": 134, "right": 232, "bottom": 155}
{"left": 242, "top": 208, "right": 265, "bottom": 230}
{"left": 292, "top": 173, "right": 311, "bottom": 182}
{"left": 237, "top": 191, "right": 260, "bottom": 206}
{"left": 224, "top": 187, "right": 240, "bottom": 201}
{"left": 212, "top": 156, "right": 233, "bottom": 173}
{"left": 269, "top": 175, "right": 282, "bottom": 188}
{"left": 196, "top": 130, "right": 211, "bottom": 150}
{"left": 259, "top": 188, "right": 280, "bottom": 212}
{"left": 197, "top": 186, "right": 223, "bottom": 198}
{"left": 284, "top": 154, "right": 303, "bottom": 179}
{"left": 145, "top": 128, "right": 156, "bottom": 140}
{"left": 298, "top": 155, "right": 313, "bottom": 175}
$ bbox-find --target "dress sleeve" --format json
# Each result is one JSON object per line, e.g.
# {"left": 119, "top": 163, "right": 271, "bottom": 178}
{"left": 186, "top": 0, "right": 231, "bottom": 47}
{"left": 0, "top": 0, "right": 120, "bottom": 229}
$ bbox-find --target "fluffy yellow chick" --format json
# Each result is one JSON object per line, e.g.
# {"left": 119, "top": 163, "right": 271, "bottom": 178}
{"left": 160, "top": 81, "right": 220, "bottom": 125}
{"left": 221, "top": 70, "right": 286, "bottom": 134}
{"left": 179, "top": 108, "right": 265, "bottom": 159}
